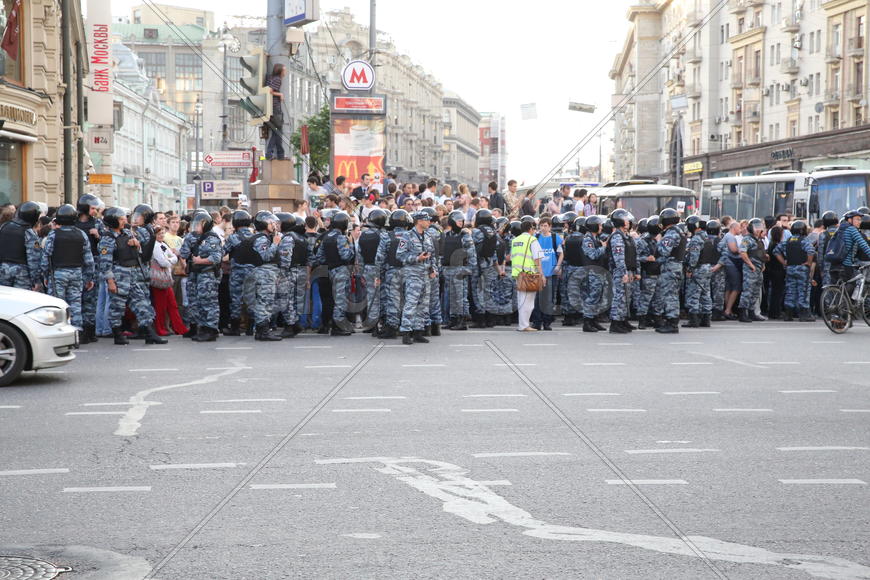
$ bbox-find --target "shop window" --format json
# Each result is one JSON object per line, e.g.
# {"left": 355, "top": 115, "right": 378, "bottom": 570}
{"left": 0, "top": 0, "right": 23, "bottom": 83}
{"left": 0, "top": 139, "right": 23, "bottom": 205}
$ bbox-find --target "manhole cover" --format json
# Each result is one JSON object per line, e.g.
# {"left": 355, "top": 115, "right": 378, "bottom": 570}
{"left": 0, "top": 556, "right": 71, "bottom": 579}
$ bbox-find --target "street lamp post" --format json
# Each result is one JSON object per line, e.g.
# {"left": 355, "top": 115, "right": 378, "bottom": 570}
{"left": 194, "top": 100, "right": 203, "bottom": 208}
{"left": 193, "top": 174, "right": 202, "bottom": 209}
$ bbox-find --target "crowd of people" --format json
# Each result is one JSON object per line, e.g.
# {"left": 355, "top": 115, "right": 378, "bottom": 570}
{"left": 1, "top": 181, "right": 869, "bottom": 347}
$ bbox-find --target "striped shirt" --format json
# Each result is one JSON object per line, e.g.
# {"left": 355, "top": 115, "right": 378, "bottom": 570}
{"left": 269, "top": 75, "right": 283, "bottom": 111}
{"left": 842, "top": 225, "right": 870, "bottom": 267}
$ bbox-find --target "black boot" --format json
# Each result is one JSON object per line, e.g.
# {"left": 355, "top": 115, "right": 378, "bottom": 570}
{"left": 430, "top": 323, "right": 441, "bottom": 337}
{"left": 655, "top": 318, "right": 679, "bottom": 334}
{"left": 193, "top": 326, "right": 218, "bottom": 342}
{"left": 470, "top": 314, "right": 487, "bottom": 329}
{"left": 443, "top": 317, "right": 456, "bottom": 330}
{"left": 224, "top": 318, "right": 241, "bottom": 336}
{"left": 738, "top": 308, "right": 753, "bottom": 323}
{"left": 402, "top": 331, "right": 414, "bottom": 345}
{"left": 712, "top": 309, "right": 726, "bottom": 322}
{"left": 144, "top": 324, "right": 169, "bottom": 345}
{"left": 112, "top": 327, "right": 129, "bottom": 345}
{"left": 682, "top": 313, "right": 700, "bottom": 328}
{"left": 582, "top": 318, "right": 599, "bottom": 333}
{"left": 281, "top": 324, "right": 298, "bottom": 338}
{"left": 130, "top": 326, "right": 147, "bottom": 340}
{"left": 81, "top": 324, "right": 94, "bottom": 344}
{"left": 423, "top": 325, "right": 432, "bottom": 337}
{"left": 699, "top": 314, "right": 712, "bottom": 328}
{"left": 592, "top": 318, "right": 607, "bottom": 332}
{"left": 562, "top": 315, "right": 575, "bottom": 327}
{"left": 381, "top": 326, "right": 398, "bottom": 339}
{"left": 413, "top": 330, "right": 430, "bottom": 344}
{"left": 799, "top": 309, "right": 816, "bottom": 322}
{"left": 183, "top": 323, "right": 198, "bottom": 339}
{"left": 637, "top": 315, "right": 647, "bottom": 330}
{"left": 609, "top": 320, "right": 629, "bottom": 334}
{"left": 453, "top": 317, "right": 468, "bottom": 331}
{"left": 782, "top": 307, "right": 793, "bottom": 322}
{"left": 255, "top": 324, "right": 283, "bottom": 341}
{"left": 624, "top": 320, "right": 637, "bottom": 331}
{"left": 330, "top": 322, "right": 352, "bottom": 336}
{"left": 485, "top": 313, "right": 495, "bottom": 328}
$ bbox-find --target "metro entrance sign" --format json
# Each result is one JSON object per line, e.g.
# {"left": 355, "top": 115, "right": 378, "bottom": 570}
{"left": 341, "top": 60, "right": 375, "bottom": 91}
{"left": 203, "top": 150, "right": 253, "bottom": 168}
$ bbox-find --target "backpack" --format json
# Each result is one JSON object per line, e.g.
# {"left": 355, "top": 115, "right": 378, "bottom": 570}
{"left": 824, "top": 224, "right": 849, "bottom": 265}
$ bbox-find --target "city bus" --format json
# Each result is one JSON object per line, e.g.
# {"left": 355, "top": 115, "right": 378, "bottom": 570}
{"left": 700, "top": 167, "right": 870, "bottom": 221}
{"left": 595, "top": 180, "right": 698, "bottom": 219}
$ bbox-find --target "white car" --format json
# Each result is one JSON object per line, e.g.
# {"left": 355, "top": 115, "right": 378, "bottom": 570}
{"left": 0, "top": 286, "right": 79, "bottom": 386}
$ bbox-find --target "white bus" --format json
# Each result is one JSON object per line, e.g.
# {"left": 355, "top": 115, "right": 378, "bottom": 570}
{"left": 700, "top": 167, "right": 870, "bottom": 222}
{"left": 595, "top": 180, "right": 698, "bottom": 219}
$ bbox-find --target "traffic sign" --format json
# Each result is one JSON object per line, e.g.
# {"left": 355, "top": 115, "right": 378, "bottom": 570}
{"left": 203, "top": 150, "right": 254, "bottom": 168}
{"left": 341, "top": 60, "right": 375, "bottom": 91}
{"left": 200, "top": 180, "right": 245, "bottom": 200}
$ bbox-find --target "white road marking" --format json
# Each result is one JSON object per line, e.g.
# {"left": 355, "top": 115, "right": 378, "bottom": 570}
{"left": 671, "top": 362, "right": 712, "bottom": 366}
{"left": 342, "top": 396, "right": 407, "bottom": 400}
{"left": 132, "top": 348, "right": 170, "bottom": 352}
{"left": 779, "top": 479, "right": 866, "bottom": 485}
{"left": 713, "top": 408, "right": 774, "bottom": 412}
{"left": 449, "top": 344, "right": 484, "bottom": 347}
{"left": 840, "top": 409, "right": 870, "bottom": 413}
{"left": 0, "top": 468, "right": 69, "bottom": 476}
{"left": 294, "top": 346, "right": 333, "bottom": 349}
{"left": 843, "top": 361, "right": 870, "bottom": 365}
{"left": 472, "top": 452, "right": 571, "bottom": 458}
{"left": 624, "top": 449, "right": 718, "bottom": 455}
{"left": 150, "top": 463, "right": 240, "bottom": 470}
{"left": 522, "top": 343, "right": 559, "bottom": 346}
{"left": 0, "top": 405, "right": 22, "bottom": 409}
{"left": 587, "top": 408, "right": 647, "bottom": 413}
{"left": 208, "top": 398, "right": 286, "bottom": 403}
{"left": 250, "top": 483, "right": 336, "bottom": 490}
{"left": 758, "top": 361, "right": 800, "bottom": 365}
{"left": 606, "top": 479, "right": 688, "bottom": 485}
{"left": 128, "top": 368, "right": 179, "bottom": 372}
{"left": 402, "top": 364, "right": 445, "bottom": 368}
{"left": 65, "top": 411, "right": 127, "bottom": 416}
{"left": 63, "top": 486, "right": 151, "bottom": 492}
{"left": 597, "top": 342, "right": 632, "bottom": 346}
{"left": 690, "top": 352, "right": 767, "bottom": 369}
{"left": 341, "top": 533, "right": 382, "bottom": 539}
{"left": 669, "top": 342, "right": 703, "bottom": 345}
{"left": 215, "top": 347, "right": 252, "bottom": 350}
{"left": 741, "top": 341, "right": 773, "bottom": 344}
{"left": 36, "top": 371, "right": 66, "bottom": 374}
{"left": 207, "top": 366, "right": 253, "bottom": 371}
{"left": 663, "top": 391, "right": 720, "bottom": 395}
{"left": 461, "top": 409, "right": 519, "bottom": 413}
{"left": 582, "top": 362, "right": 625, "bottom": 366}
{"left": 463, "top": 394, "right": 527, "bottom": 398}
{"left": 331, "top": 408, "right": 391, "bottom": 413}
{"left": 779, "top": 390, "right": 837, "bottom": 394}
{"left": 316, "top": 457, "right": 870, "bottom": 577}
{"left": 657, "top": 440, "right": 692, "bottom": 444}
{"left": 82, "top": 402, "right": 160, "bottom": 407}
{"left": 812, "top": 341, "right": 844, "bottom": 344}
{"left": 200, "top": 410, "right": 262, "bottom": 414}
{"left": 383, "top": 344, "right": 410, "bottom": 348}
{"left": 777, "top": 446, "right": 870, "bottom": 451}
{"left": 305, "top": 365, "right": 352, "bottom": 369}
{"left": 563, "top": 392, "right": 621, "bottom": 397}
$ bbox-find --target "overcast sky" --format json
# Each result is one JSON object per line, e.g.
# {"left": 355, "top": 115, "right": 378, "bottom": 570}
{"left": 109, "top": 0, "right": 634, "bottom": 185}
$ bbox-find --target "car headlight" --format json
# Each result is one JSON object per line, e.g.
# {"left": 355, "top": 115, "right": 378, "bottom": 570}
{"left": 26, "top": 306, "right": 66, "bottom": 326}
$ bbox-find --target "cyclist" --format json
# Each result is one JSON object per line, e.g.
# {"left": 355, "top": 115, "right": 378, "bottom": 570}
{"left": 832, "top": 210, "right": 870, "bottom": 283}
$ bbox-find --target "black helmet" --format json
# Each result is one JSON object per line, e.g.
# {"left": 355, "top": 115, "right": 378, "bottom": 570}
{"left": 861, "top": 215, "right": 870, "bottom": 230}
{"left": 320, "top": 208, "right": 338, "bottom": 224}
{"left": 76, "top": 193, "right": 102, "bottom": 215}
{"left": 647, "top": 215, "right": 662, "bottom": 236}
{"left": 448, "top": 210, "right": 465, "bottom": 231}
{"left": 275, "top": 212, "right": 295, "bottom": 233}
{"left": 844, "top": 209, "right": 862, "bottom": 220}
{"left": 191, "top": 211, "right": 214, "bottom": 233}
{"left": 330, "top": 211, "right": 350, "bottom": 232}
{"left": 573, "top": 216, "right": 587, "bottom": 234}
{"left": 636, "top": 218, "right": 648, "bottom": 235}
{"left": 420, "top": 207, "right": 438, "bottom": 222}
{"left": 520, "top": 215, "right": 536, "bottom": 225}
{"left": 585, "top": 214, "right": 604, "bottom": 234}
{"left": 254, "top": 211, "right": 277, "bottom": 231}
{"left": 389, "top": 209, "right": 412, "bottom": 230}
{"left": 790, "top": 220, "right": 808, "bottom": 236}
{"left": 659, "top": 208, "right": 680, "bottom": 227}
{"left": 495, "top": 216, "right": 509, "bottom": 233}
{"left": 602, "top": 219, "right": 614, "bottom": 235}
{"left": 232, "top": 210, "right": 252, "bottom": 229}
{"left": 551, "top": 214, "right": 564, "bottom": 232}
{"left": 411, "top": 210, "right": 432, "bottom": 223}
{"left": 747, "top": 217, "right": 765, "bottom": 236}
{"left": 509, "top": 220, "right": 522, "bottom": 237}
{"left": 561, "top": 211, "right": 578, "bottom": 225}
{"left": 857, "top": 206, "right": 870, "bottom": 215}
{"left": 685, "top": 215, "right": 706, "bottom": 233}
{"left": 15, "top": 201, "right": 41, "bottom": 226}
{"left": 368, "top": 208, "right": 388, "bottom": 229}
{"left": 609, "top": 209, "right": 634, "bottom": 229}
{"left": 102, "top": 207, "right": 127, "bottom": 229}
{"left": 474, "top": 208, "right": 493, "bottom": 227}
{"left": 132, "top": 203, "right": 155, "bottom": 225}
{"left": 54, "top": 204, "right": 77, "bottom": 226}
{"left": 822, "top": 211, "right": 839, "bottom": 228}
{"left": 292, "top": 215, "right": 306, "bottom": 235}
{"left": 705, "top": 219, "right": 721, "bottom": 236}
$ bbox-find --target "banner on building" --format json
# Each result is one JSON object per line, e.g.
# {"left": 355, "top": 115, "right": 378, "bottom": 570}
{"left": 1, "top": 0, "right": 21, "bottom": 61}
{"left": 86, "top": 0, "right": 113, "bottom": 126}
{"left": 330, "top": 92, "right": 386, "bottom": 186}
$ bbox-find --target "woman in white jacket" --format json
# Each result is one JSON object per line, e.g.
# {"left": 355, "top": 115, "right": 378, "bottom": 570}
{"left": 150, "top": 226, "right": 189, "bottom": 336}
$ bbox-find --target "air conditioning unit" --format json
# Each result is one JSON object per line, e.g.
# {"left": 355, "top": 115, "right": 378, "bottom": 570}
{"left": 799, "top": 78, "right": 809, "bottom": 86}
{"left": 715, "top": 116, "right": 722, "bottom": 123}
{"left": 710, "top": 134, "right": 719, "bottom": 141}
{"left": 793, "top": 37, "right": 802, "bottom": 49}
{"left": 763, "top": 88, "right": 771, "bottom": 96}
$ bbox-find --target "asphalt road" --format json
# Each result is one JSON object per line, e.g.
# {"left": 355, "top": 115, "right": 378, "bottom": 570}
{"left": 1, "top": 321, "right": 868, "bottom": 580}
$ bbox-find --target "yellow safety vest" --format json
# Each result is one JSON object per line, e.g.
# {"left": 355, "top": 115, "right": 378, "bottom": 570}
{"left": 511, "top": 233, "right": 537, "bottom": 278}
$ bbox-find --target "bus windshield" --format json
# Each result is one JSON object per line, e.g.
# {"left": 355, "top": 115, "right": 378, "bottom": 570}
{"left": 812, "top": 175, "right": 868, "bottom": 216}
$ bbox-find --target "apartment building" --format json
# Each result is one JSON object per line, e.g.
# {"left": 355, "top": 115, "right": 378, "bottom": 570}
{"left": 442, "top": 92, "right": 482, "bottom": 190}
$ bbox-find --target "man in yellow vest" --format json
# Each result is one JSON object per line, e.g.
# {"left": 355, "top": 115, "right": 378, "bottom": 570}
{"left": 510, "top": 219, "right": 545, "bottom": 331}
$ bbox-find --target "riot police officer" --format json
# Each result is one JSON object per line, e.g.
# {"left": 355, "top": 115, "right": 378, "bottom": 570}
{"left": 441, "top": 210, "right": 477, "bottom": 330}
{"left": 0, "top": 201, "right": 42, "bottom": 291}
{"left": 223, "top": 210, "right": 256, "bottom": 336}
{"left": 654, "top": 208, "right": 686, "bottom": 334}
{"left": 396, "top": 211, "right": 437, "bottom": 344}
{"left": 357, "top": 208, "right": 389, "bottom": 333}
{"left": 75, "top": 193, "right": 104, "bottom": 342}
{"left": 316, "top": 211, "right": 355, "bottom": 336}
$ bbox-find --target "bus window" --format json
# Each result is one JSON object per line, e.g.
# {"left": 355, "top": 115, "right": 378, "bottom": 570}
{"left": 755, "top": 182, "right": 774, "bottom": 218}
{"left": 773, "top": 181, "right": 794, "bottom": 216}
{"left": 814, "top": 175, "right": 868, "bottom": 216}
{"left": 620, "top": 196, "right": 657, "bottom": 219}
{"left": 660, "top": 195, "right": 696, "bottom": 215}
{"left": 701, "top": 185, "right": 712, "bottom": 216}
{"left": 737, "top": 183, "right": 756, "bottom": 219}
{"left": 722, "top": 185, "right": 738, "bottom": 218}
{"left": 599, "top": 197, "right": 617, "bottom": 215}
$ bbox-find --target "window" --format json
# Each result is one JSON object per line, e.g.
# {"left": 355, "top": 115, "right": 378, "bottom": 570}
{"left": 808, "top": 116, "right": 814, "bottom": 134}
{"left": 859, "top": 15, "right": 865, "bottom": 38}
{"left": 196, "top": 16, "right": 205, "bottom": 27}
{"left": 774, "top": 181, "right": 795, "bottom": 215}
{"left": 856, "top": 106, "right": 864, "bottom": 125}
{"left": 789, "top": 119, "right": 797, "bottom": 137}
{"left": 776, "top": 43, "right": 781, "bottom": 64}
{"left": 809, "top": 31, "right": 815, "bottom": 54}
{"left": 737, "top": 183, "right": 756, "bottom": 219}
{"left": 770, "top": 44, "right": 775, "bottom": 66}
{"left": 813, "top": 175, "right": 868, "bottom": 215}
{"left": 816, "top": 29, "right": 822, "bottom": 53}
{"left": 815, "top": 72, "right": 821, "bottom": 95}
{"left": 832, "top": 23, "right": 842, "bottom": 55}
{"left": 174, "top": 53, "right": 202, "bottom": 91}
{"left": 720, "top": 25, "right": 725, "bottom": 44}
{"left": 775, "top": 123, "right": 780, "bottom": 140}
{"left": 133, "top": 9, "right": 141, "bottom": 23}
{"left": 0, "top": 0, "right": 22, "bottom": 82}
{"left": 139, "top": 52, "right": 166, "bottom": 82}
{"left": 832, "top": 109, "right": 840, "bottom": 129}
{"left": 0, "top": 139, "right": 23, "bottom": 206}
{"left": 756, "top": 182, "right": 775, "bottom": 218}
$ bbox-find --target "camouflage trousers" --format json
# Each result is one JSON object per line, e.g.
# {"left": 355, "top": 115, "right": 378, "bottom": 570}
{"left": 442, "top": 266, "right": 471, "bottom": 319}
{"left": 109, "top": 266, "right": 155, "bottom": 328}
{"left": 328, "top": 266, "right": 351, "bottom": 323}
{"left": 425, "top": 266, "right": 443, "bottom": 325}
{"left": 711, "top": 268, "right": 726, "bottom": 311}
{"left": 276, "top": 267, "right": 308, "bottom": 326}
{"left": 739, "top": 265, "right": 763, "bottom": 310}
{"left": 609, "top": 272, "right": 633, "bottom": 320}
{"left": 229, "top": 264, "right": 254, "bottom": 319}
{"left": 243, "top": 265, "right": 277, "bottom": 327}
{"left": 561, "top": 266, "right": 582, "bottom": 315}
{"left": 685, "top": 264, "right": 713, "bottom": 315}
{"left": 492, "top": 272, "right": 515, "bottom": 315}
{"left": 785, "top": 264, "right": 811, "bottom": 310}
{"left": 400, "top": 266, "right": 430, "bottom": 332}
{"left": 0, "top": 263, "right": 31, "bottom": 290}
{"left": 637, "top": 274, "right": 660, "bottom": 316}
{"left": 582, "top": 267, "right": 609, "bottom": 318}
{"left": 48, "top": 268, "right": 85, "bottom": 328}
{"left": 657, "top": 263, "right": 683, "bottom": 319}
{"left": 472, "top": 265, "right": 499, "bottom": 314}
{"left": 382, "top": 267, "right": 404, "bottom": 329}
{"left": 187, "top": 269, "right": 219, "bottom": 330}
{"left": 360, "top": 264, "right": 381, "bottom": 324}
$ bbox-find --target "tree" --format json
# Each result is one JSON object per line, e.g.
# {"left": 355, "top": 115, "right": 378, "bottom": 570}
{"left": 290, "top": 105, "right": 330, "bottom": 175}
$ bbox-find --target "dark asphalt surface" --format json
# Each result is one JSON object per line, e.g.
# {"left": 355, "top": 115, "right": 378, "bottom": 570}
{"left": 0, "top": 321, "right": 868, "bottom": 579}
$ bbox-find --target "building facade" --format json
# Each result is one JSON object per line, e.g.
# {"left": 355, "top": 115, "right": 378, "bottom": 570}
{"left": 442, "top": 92, "right": 481, "bottom": 189}
{"left": 611, "top": 0, "right": 870, "bottom": 191}
{"left": 0, "top": 0, "right": 88, "bottom": 206}
{"left": 478, "top": 112, "right": 508, "bottom": 193}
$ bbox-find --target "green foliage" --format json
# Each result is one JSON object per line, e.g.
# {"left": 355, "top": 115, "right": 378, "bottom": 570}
{"left": 290, "top": 104, "right": 331, "bottom": 174}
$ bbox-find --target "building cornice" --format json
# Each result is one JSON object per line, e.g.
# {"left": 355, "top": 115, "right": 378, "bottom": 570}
{"left": 823, "top": 0, "right": 867, "bottom": 15}
{"left": 730, "top": 26, "right": 766, "bottom": 49}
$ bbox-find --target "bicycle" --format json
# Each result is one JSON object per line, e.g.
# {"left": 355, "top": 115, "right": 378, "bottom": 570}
{"left": 820, "top": 263, "right": 870, "bottom": 334}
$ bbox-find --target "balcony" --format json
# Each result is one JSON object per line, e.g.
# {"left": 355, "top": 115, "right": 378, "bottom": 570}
{"left": 686, "top": 9, "right": 703, "bottom": 27}
{"left": 781, "top": 15, "right": 801, "bottom": 33}
{"left": 747, "top": 71, "right": 762, "bottom": 86}
{"left": 732, "top": 108, "right": 744, "bottom": 123}
{"left": 846, "top": 84, "right": 864, "bottom": 101}
{"left": 731, "top": 77, "right": 744, "bottom": 89}
{"left": 780, "top": 58, "right": 800, "bottom": 75}
{"left": 847, "top": 36, "right": 865, "bottom": 56}
{"left": 826, "top": 45, "right": 843, "bottom": 64}
{"left": 746, "top": 102, "right": 761, "bottom": 123}
{"left": 686, "top": 82, "right": 702, "bottom": 99}
{"left": 686, "top": 46, "right": 702, "bottom": 63}
{"left": 729, "top": 0, "right": 747, "bottom": 13}
{"left": 824, "top": 89, "right": 841, "bottom": 104}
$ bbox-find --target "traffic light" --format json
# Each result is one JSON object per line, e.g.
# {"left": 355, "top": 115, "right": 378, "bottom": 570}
{"left": 238, "top": 48, "right": 272, "bottom": 126}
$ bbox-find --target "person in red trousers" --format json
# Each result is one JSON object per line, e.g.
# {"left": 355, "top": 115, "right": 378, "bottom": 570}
{"left": 150, "top": 226, "right": 188, "bottom": 336}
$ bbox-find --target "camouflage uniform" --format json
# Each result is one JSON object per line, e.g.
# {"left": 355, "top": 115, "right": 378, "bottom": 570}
{"left": 380, "top": 230, "right": 406, "bottom": 330}
{"left": 426, "top": 223, "right": 444, "bottom": 326}
{"left": 471, "top": 226, "right": 499, "bottom": 316}
{"left": 441, "top": 228, "right": 477, "bottom": 319}
{"left": 608, "top": 230, "right": 635, "bottom": 321}
{"left": 98, "top": 229, "right": 154, "bottom": 328}
{"left": 396, "top": 228, "right": 435, "bottom": 332}
{"left": 711, "top": 234, "right": 727, "bottom": 312}
{"left": 637, "top": 233, "right": 661, "bottom": 317}
{"left": 656, "top": 227, "right": 686, "bottom": 319}
{"left": 774, "top": 234, "right": 815, "bottom": 311}
{"left": 315, "top": 229, "right": 355, "bottom": 324}
{"left": 41, "top": 226, "right": 95, "bottom": 328}
{"left": 582, "top": 232, "right": 608, "bottom": 319}
{"left": 246, "top": 234, "right": 281, "bottom": 327}
{"left": 74, "top": 216, "right": 103, "bottom": 326}
{"left": 275, "top": 232, "right": 296, "bottom": 324}
{"left": 684, "top": 230, "right": 712, "bottom": 315}
{"left": 224, "top": 227, "right": 255, "bottom": 320}
{"left": 738, "top": 235, "right": 765, "bottom": 311}
{"left": 491, "top": 235, "right": 515, "bottom": 316}
{"left": 0, "top": 219, "right": 42, "bottom": 290}
{"left": 180, "top": 231, "right": 223, "bottom": 331}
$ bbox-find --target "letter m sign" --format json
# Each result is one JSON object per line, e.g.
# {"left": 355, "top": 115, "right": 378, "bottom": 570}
{"left": 341, "top": 60, "right": 375, "bottom": 91}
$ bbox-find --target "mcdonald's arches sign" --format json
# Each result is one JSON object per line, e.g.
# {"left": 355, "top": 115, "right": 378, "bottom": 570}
{"left": 341, "top": 60, "right": 375, "bottom": 91}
